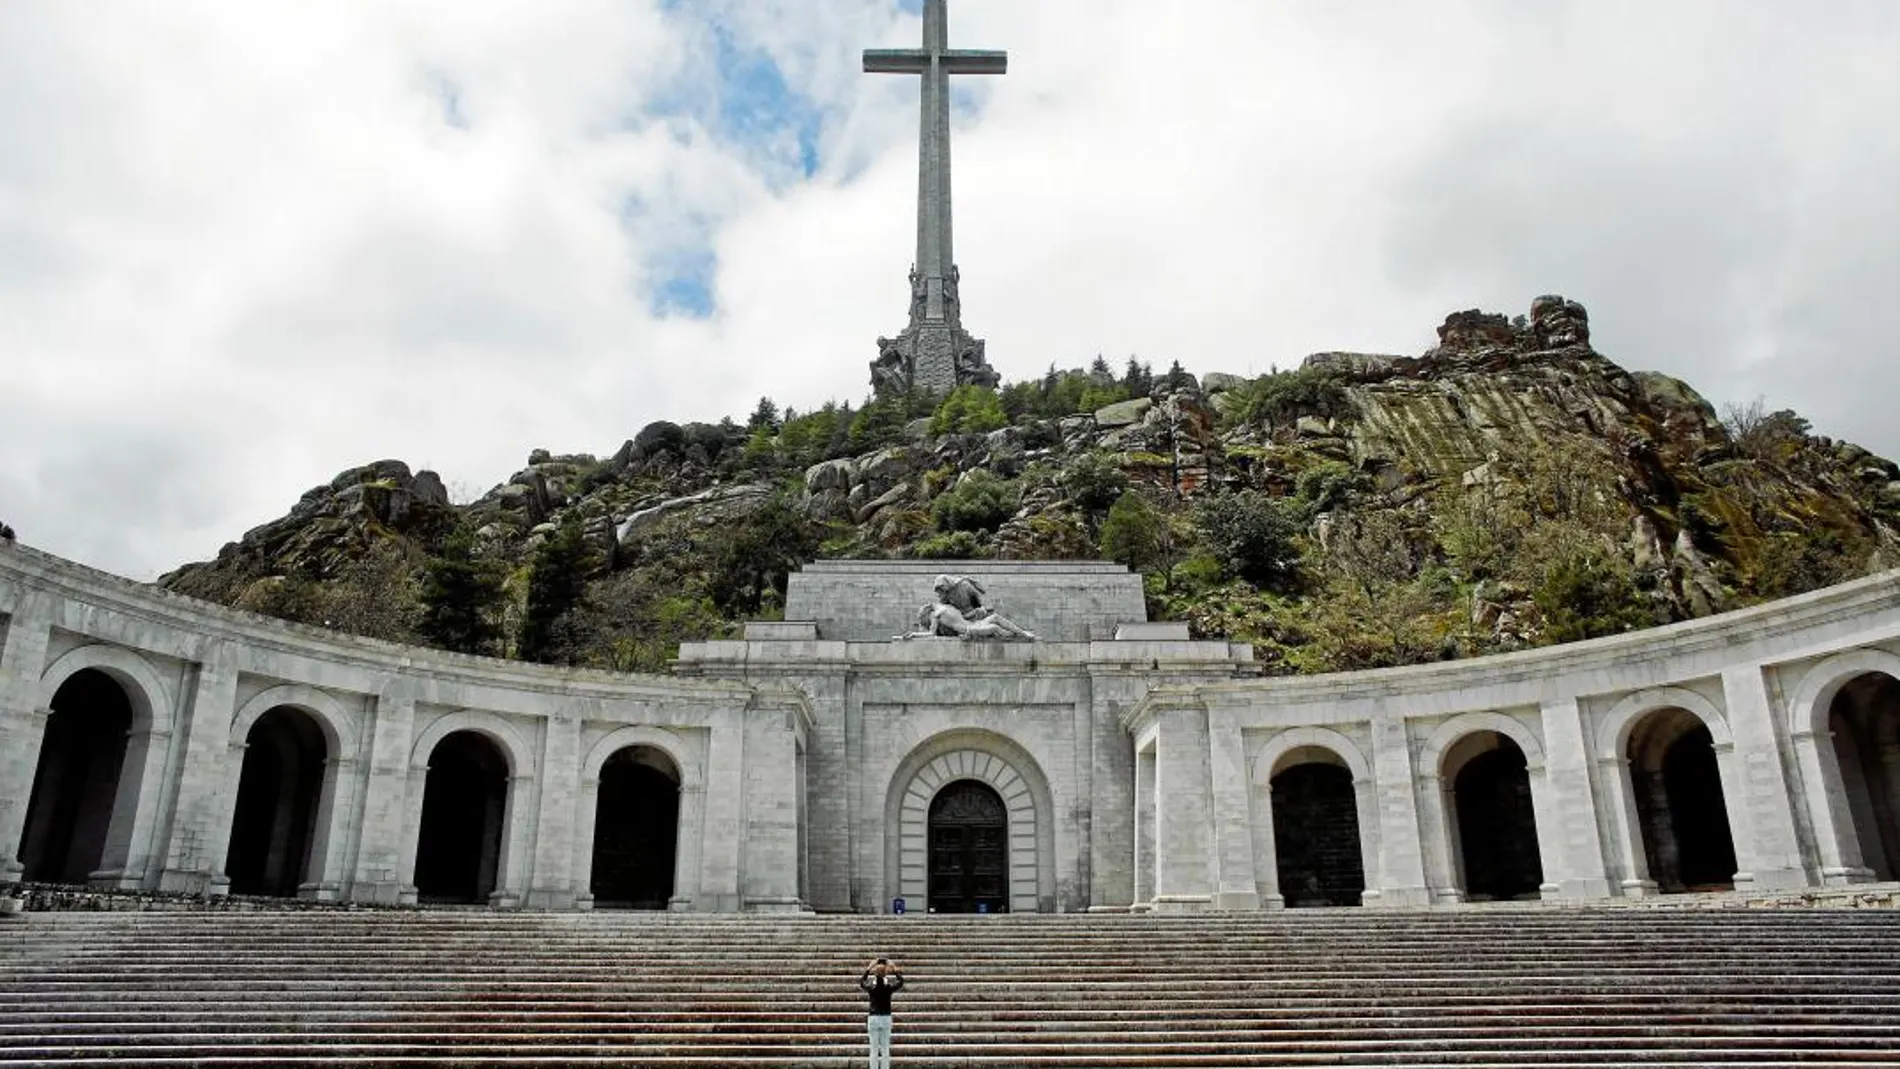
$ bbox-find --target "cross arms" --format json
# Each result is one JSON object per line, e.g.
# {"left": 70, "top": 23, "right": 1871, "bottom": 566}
{"left": 863, "top": 49, "right": 1008, "bottom": 75}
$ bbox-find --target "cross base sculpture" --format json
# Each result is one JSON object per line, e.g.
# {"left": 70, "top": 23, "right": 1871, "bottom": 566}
{"left": 865, "top": 0, "right": 1005, "bottom": 397}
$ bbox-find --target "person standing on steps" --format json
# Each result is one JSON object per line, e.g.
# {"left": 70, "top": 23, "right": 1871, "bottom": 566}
{"left": 859, "top": 956, "right": 904, "bottom": 1069}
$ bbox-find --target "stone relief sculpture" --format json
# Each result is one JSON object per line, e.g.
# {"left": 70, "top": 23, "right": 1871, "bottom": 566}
{"left": 896, "top": 573, "right": 1038, "bottom": 641}
{"left": 871, "top": 336, "right": 908, "bottom": 396}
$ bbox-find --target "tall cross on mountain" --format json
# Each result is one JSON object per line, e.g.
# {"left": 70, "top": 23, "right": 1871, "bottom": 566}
{"left": 865, "top": 0, "right": 1005, "bottom": 396}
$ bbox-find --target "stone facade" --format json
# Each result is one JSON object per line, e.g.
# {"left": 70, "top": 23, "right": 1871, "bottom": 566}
{"left": 3, "top": 538, "right": 1900, "bottom": 914}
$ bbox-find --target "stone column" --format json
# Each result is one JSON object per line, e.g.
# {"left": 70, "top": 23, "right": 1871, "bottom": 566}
{"left": 698, "top": 707, "right": 746, "bottom": 912}
{"left": 672, "top": 777, "right": 705, "bottom": 912}
{"left": 1525, "top": 763, "right": 1564, "bottom": 898}
{"left": 157, "top": 653, "right": 239, "bottom": 894}
{"left": 302, "top": 755, "right": 358, "bottom": 901}
{"left": 1133, "top": 744, "right": 1156, "bottom": 908}
{"left": 96, "top": 716, "right": 177, "bottom": 890}
{"left": 349, "top": 688, "right": 415, "bottom": 905}
{"left": 1206, "top": 710, "right": 1259, "bottom": 910}
{"left": 1249, "top": 779, "right": 1284, "bottom": 910}
{"left": 0, "top": 598, "right": 53, "bottom": 881}
{"left": 395, "top": 761, "right": 429, "bottom": 905}
{"left": 572, "top": 774, "right": 602, "bottom": 910}
{"left": 1537, "top": 698, "right": 1611, "bottom": 899}
{"left": 1415, "top": 772, "right": 1464, "bottom": 904}
{"left": 742, "top": 694, "right": 804, "bottom": 912}
{"left": 1719, "top": 665, "right": 1808, "bottom": 891}
{"left": 1790, "top": 718, "right": 1873, "bottom": 884}
{"left": 1364, "top": 714, "right": 1429, "bottom": 907}
{"left": 1599, "top": 753, "right": 1658, "bottom": 897}
{"left": 1153, "top": 701, "right": 1213, "bottom": 913}
{"left": 526, "top": 716, "right": 581, "bottom": 910}
{"left": 490, "top": 773, "right": 535, "bottom": 908}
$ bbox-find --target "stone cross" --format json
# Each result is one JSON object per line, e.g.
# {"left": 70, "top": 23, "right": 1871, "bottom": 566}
{"left": 865, "top": 0, "right": 1006, "bottom": 396}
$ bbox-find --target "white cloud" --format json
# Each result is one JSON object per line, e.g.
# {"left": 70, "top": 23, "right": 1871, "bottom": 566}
{"left": 2, "top": 0, "right": 1896, "bottom": 579}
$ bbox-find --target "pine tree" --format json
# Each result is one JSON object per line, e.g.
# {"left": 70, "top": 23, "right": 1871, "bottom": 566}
{"left": 518, "top": 519, "right": 598, "bottom": 664}
{"left": 747, "top": 397, "right": 780, "bottom": 431}
{"left": 416, "top": 528, "right": 507, "bottom": 655}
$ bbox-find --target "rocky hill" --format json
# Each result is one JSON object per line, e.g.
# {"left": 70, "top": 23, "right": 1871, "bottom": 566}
{"left": 160, "top": 295, "right": 1900, "bottom": 675}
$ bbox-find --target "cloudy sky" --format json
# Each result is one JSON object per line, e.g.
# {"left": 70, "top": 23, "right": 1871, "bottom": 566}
{"left": 3, "top": 0, "right": 1896, "bottom": 580}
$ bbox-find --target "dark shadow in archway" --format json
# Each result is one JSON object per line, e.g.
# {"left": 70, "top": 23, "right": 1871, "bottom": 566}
{"left": 1829, "top": 672, "right": 1900, "bottom": 881}
{"left": 1271, "top": 762, "right": 1364, "bottom": 907}
{"left": 928, "top": 780, "right": 1009, "bottom": 914}
{"left": 226, "top": 707, "right": 328, "bottom": 897}
{"left": 1448, "top": 732, "right": 1545, "bottom": 901}
{"left": 19, "top": 669, "right": 133, "bottom": 885}
{"left": 1629, "top": 710, "right": 1737, "bottom": 892}
{"left": 590, "top": 747, "right": 680, "bottom": 909}
{"left": 414, "top": 731, "right": 508, "bottom": 904}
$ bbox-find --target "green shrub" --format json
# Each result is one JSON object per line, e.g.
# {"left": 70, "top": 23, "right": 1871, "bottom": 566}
{"left": 913, "top": 530, "right": 988, "bottom": 559}
{"left": 932, "top": 470, "right": 1020, "bottom": 533}
{"left": 1195, "top": 490, "right": 1304, "bottom": 589}
{"left": 1100, "top": 492, "right": 1167, "bottom": 573}
{"left": 1232, "top": 367, "right": 1350, "bottom": 429}
{"left": 930, "top": 385, "right": 1008, "bottom": 435}
{"left": 1059, "top": 453, "right": 1129, "bottom": 516}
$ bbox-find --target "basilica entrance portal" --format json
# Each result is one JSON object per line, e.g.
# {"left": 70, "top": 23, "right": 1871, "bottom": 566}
{"left": 927, "top": 780, "right": 1008, "bottom": 914}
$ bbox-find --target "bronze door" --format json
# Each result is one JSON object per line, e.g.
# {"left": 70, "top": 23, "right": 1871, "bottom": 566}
{"left": 927, "top": 780, "right": 1009, "bottom": 914}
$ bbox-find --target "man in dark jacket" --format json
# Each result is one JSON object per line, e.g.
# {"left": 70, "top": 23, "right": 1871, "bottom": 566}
{"left": 859, "top": 956, "right": 904, "bottom": 1069}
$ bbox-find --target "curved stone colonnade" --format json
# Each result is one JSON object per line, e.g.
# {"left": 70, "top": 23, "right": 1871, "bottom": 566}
{"left": 0, "top": 544, "right": 810, "bottom": 911}
{"left": 4, "top": 538, "right": 1900, "bottom": 914}
{"left": 1126, "top": 569, "right": 1900, "bottom": 910}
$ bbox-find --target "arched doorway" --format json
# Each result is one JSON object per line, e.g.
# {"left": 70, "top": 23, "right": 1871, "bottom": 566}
{"left": 1446, "top": 732, "right": 1544, "bottom": 901}
{"left": 19, "top": 669, "right": 133, "bottom": 885}
{"left": 226, "top": 707, "right": 328, "bottom": 897}
{"left": 414, "top": 731, "right": 509, "bottom": 904}
{"left": 1628, "top": 709, "right": 1737, "bottom": 892}
{"left": 590, "top": 746, "right": 681, "bottom": 909}
{"left": 1827, "top": 672, "right": 1900, "bottom": 880}
{"left": 1270, "top": 758, "right": 1365, "bottom": 907}
{"left": 928, "top": 780, "right": 1008, "bottom": 914}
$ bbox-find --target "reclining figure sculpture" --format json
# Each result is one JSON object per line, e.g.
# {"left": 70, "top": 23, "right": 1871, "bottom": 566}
{"left": 896, "top": 573, "right": 1037, "bottom": 642}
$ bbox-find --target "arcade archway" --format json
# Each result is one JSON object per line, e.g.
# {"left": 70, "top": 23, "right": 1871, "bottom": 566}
{"left": 589, "top": 746, "right": 681, "bottom": 909}
{"left": 1628, "top": 708, "right": 1737, "bottom": 892}
{"left": 1445, "top": 731, "right": 1544, "bottom": 900}
{"left": 1826, "top": 671, "right": 1900, "bottom": 881}
{"left": 19, "top": 669, "right": 133, "bottom": 884}
{"left": 1270, "top": 758, "right": 1365, "bottom": 908}
{"left": 414, "top": 731, "right": 510, "bottom": 904}
{"left": 226, "top": 707, "right": 328, "bottom": 897}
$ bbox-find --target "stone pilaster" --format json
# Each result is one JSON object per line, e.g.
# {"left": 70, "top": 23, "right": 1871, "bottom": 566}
{"left": 1206, "top": 710, "right": 1259, "bottom": 910}
{"left": 1133, "top": 745, "right": 1156, "bottom": 907}
{"left": 698, "top": 706, "right": 746, "bottom": 913}
{"left": 1536, "top": 698, "right": 1612, "bottom": 899}
{"left": 525, "top": 714, "right": 581, "bottom": 910}
{"left": 1363, "top": 714, "right": 1429, "bottom": 907}
{"left": 349, "top": 686, "right": 415, "bottom": 904}
{"left": 0, "top": 596, "right": 53, "bottom": 881}
{"left": 741, "top": 690, "right": 805, "bottom": 911}
{"left": 1152, "top": 699, "right": 1213, "bottom": 912}
{"left": 156, "top": 649, "right": 239, "bottom": 894}
{"left": 1719, "top": 664, "right": 1808, "bottom": 891}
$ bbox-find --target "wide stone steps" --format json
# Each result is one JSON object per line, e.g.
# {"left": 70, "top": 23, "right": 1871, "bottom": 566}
{"left": 4, "top": 909, "right": 1900, "bottom": 1066}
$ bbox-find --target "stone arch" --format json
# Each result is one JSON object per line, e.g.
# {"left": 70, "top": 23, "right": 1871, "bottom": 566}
{"left": 1250, "top": 727, "right": 1376, "bottom": 909}
{"left": 1595, "top": 686, "right": 1731, "bottom": 763}
{"left": 574, "top": 725, "right": 703, "bottom": 912}
{"left": 410, "top": 709, "right": 533, "bottom": 778}
{"left": 229, "top": 685, "right": 358, "bottom": 764}
{"left": 27, "top": 645, "right": 177, "bottom": 888}
{"left": 1420, "top": 713, "right": 1548, "bottom": 903}
{"left": 1421, "top": 712, "right": 1546, "bottom": 777}
{"left": 886, "top": 731, "right": 1055, "bottom": 914}
{"left": 403, "top": 710, "right": 535, "bottom": 907}
{"left": 582, "top": 725, "right": 699, "bottom": 789}
{"left": 37, "top": 644, "right": 173, "bottom": 736}
{"left": 1787, "top": 649, "right": 1900, "bottom": 883}
{"left": 1597, "top": 688, "right": 1739, "bottom": 895}
{"left": 1250, "top": 726, "right": 1373, "bottom": 786}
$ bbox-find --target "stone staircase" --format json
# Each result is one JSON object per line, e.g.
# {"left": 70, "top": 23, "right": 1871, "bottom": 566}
{"left": 4, "top": 907, "right": 1900, "bottom": 1066}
